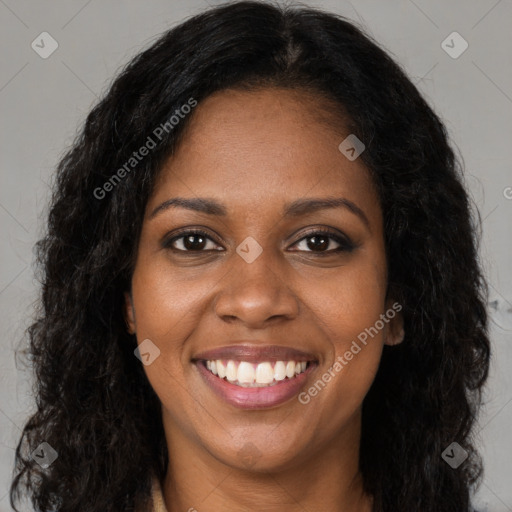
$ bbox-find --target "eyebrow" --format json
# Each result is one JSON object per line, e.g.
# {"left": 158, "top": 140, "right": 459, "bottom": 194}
{"left": 149, "top": 196, "right": 370, "bottom": 230}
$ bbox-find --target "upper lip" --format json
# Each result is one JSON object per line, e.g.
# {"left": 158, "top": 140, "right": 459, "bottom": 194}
{"left": 193, "top": 343, "right": 317, "bottom": 363}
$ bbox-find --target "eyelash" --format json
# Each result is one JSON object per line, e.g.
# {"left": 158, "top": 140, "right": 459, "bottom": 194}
{"left": 163, "top": 228, "right": 355, "bottom": 255}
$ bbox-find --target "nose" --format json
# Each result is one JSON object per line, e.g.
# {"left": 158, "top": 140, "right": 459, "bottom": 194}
{"left": 213, "top": 249, "right": 299, "bottom": 329}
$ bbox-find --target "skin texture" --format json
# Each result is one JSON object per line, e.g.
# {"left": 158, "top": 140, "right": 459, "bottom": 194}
{"left": 125, "top": 88, "right": 404, "bottom": 512}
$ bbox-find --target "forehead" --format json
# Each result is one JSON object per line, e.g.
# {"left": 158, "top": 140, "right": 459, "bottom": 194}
{"left": 149, "top": 87, "right": 379, "bottom": 221}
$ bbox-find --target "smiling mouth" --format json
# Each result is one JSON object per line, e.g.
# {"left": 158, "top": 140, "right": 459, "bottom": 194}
{"left": 192, "top": 343, "right": 319, "bottom": 409}
{"left": 201, "top": 359, "right": 311, "bottom": 387}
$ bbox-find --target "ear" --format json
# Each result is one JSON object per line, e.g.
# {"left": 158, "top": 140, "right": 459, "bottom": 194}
{"left": 383, "top": 297, "right": 404, "bottom": 346}
{"left": 124, "top": 291, "right": 136, "bottom": 334}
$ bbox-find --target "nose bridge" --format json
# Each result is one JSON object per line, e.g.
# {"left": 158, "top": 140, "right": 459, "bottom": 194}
{"left": 213, "top": 240, "right": 299, "bottom": 326}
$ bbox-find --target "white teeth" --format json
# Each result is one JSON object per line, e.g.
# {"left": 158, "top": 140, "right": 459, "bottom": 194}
{"left": 217, "top": 360, "right": 226, "bottom": 379}
{"left": 237, "top": 361, "right": 255, "bottom": 383}
{"left": 226, "top": 360, "right": 237, "bottom": 382}
{"left": 294, "top": 362, "right": 307, "bottom": 374}
{"left": 274, "top": 361, "right": 286, "bottom": 381}
{"left": 255, "top": 362, "right": 274, "bottom": 384}
{"left": 204, "top": 359, "right": 310, "bottom": 387}
{"left": 285, "top": 361, "right": 295, "bottom": 378}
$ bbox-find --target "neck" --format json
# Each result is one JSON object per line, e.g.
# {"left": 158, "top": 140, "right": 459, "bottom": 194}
{"left": 161, "top": 410, "right": 373, "bottom": 512}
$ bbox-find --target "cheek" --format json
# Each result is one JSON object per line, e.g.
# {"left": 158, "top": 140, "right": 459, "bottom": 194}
{"left": 130, "top": 256, "right": 212, "bottom": 342}
{"left": 300, "top": 257, "right": 386, "bottom": 406}
{"left": 128, "top": 259, "right": 209, "bottom": 408}
{"left": 305, "top": 255, "right": 387, "bottom": 348}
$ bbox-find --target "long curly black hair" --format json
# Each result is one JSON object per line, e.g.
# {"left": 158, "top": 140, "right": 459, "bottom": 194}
{"left": 10, "top": 1, "right": 491, "bottom": 511}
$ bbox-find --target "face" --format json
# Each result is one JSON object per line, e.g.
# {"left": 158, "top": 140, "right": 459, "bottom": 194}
{"left": 125, "top": 87, "right": 404, "bottom": 473}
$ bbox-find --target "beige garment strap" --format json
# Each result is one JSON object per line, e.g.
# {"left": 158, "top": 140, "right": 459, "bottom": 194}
{"left": 150, "top": 474, "right": 168, "bottom": 512}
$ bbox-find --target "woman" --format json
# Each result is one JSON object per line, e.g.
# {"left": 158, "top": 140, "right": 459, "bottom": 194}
{"left": 10, "top": 1, "right": 490, "bottom": 511}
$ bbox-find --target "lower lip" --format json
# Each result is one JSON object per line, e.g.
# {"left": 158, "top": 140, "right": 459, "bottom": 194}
{"left": 195, "top": 361, "right": 317, "bottom": 410}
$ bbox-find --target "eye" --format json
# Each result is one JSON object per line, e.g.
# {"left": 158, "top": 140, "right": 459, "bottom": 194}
{"left": 290, "top": 229, "right": 355, "bottom": 254}
{"left": 163, "top": 228, "right": 355, "bottom": 254}
{"left": 163, "top": 229, "right": 223, "bottom": 252}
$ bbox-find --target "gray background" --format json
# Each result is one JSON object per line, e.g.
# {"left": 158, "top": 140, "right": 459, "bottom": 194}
{"left": 1, "top": 0, "right": 511, "bottom": 510}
